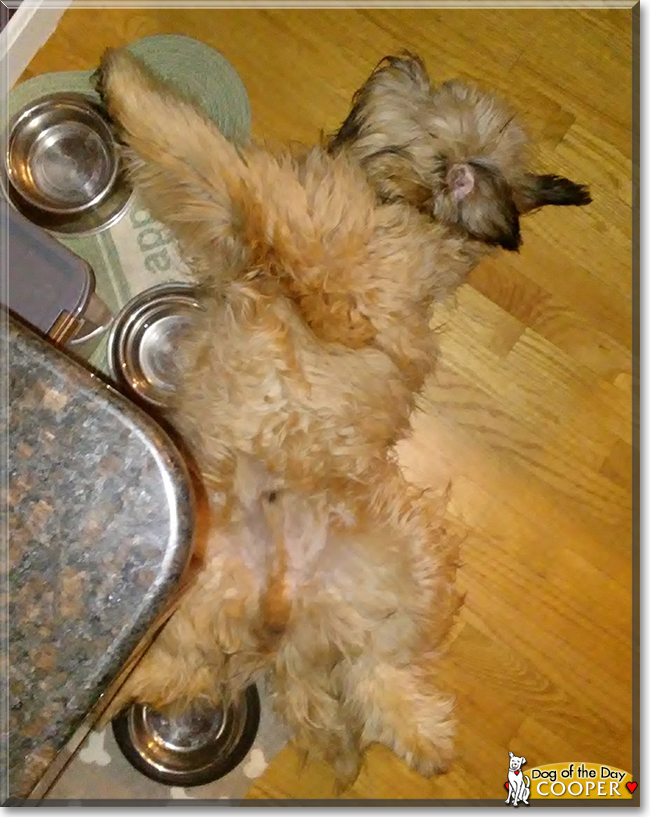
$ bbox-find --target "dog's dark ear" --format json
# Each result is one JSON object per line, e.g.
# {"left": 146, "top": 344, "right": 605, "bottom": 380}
{"left": 380, "top": 52, "right": 430, "bottom": 88}
{"left": 327, "top": 52, "right": 430, "bottom": 153}
{"left": 515, "top": 173, "right": 592, "bottom": 214}
{"left": 436, "top": 162, "right": 521, "bottom": 252}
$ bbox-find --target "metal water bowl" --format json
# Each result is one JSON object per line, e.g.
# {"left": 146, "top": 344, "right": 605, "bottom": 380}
{"left": 105, "top": 283, "right": 206, "bottom": 408}
{"left": 112, "top": 685, "right": 261, "bottom": 787}
{"left": 3, "top": 92, "right": 132, "bottom": 235}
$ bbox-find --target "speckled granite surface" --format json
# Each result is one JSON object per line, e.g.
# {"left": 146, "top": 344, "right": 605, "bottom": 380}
{"left": 4, "top": 317, "right": 196, "bottom": 801}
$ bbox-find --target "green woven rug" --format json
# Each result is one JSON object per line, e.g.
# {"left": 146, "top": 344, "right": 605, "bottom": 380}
{"left": 8, "top": 34, "right": 251, "bottom": 373}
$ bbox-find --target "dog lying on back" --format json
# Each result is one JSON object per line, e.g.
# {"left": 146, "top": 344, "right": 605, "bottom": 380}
{"left": 96, "top": 49, "right": 589, "bottom": 784}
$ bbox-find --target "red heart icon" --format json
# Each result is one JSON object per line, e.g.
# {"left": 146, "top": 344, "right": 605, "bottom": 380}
{"left": 504, "top": 782, "right": 509, "bottom": 791}
{"left": 515, "top": 770, "right": 520, "bottom": 775}
{"left": 627, "top": 781, "right": 638, "bottom": 794}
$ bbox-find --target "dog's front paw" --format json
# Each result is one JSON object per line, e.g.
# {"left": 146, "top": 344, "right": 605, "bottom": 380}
{"left": 92, "top": 48, "right": 129, "bottom": 112}
{"left": 91, "top": 48, "right": 153, "bottom": 138}
{"left": 91, "top": 51, "right": 110, "bottom": 108}
{"left": 91, "top": 48, "right": 126, "bottom": 140}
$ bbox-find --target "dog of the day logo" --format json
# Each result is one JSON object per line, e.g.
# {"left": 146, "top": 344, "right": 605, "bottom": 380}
{"left": 504, "top": 754, "right": 637, "bottom": 804}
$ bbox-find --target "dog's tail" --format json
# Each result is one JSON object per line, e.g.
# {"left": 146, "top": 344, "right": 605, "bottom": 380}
{"left": 95, "top": 48, "right": 375, "bottom": 292}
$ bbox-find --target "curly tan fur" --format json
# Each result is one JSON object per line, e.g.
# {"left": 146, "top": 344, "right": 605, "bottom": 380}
{"left": 96, "top": 48, "right": 590, "bottom": 783}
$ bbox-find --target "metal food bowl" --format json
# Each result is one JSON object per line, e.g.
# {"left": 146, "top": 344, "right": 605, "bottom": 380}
{"left": 112, "top": 685, "right": 261, "bottom": 787}
{"left": 106, "top": 283, "right": 205, "bottom": 408}
{"left": 2, "top": 92, "right": 132, "bottom": 235}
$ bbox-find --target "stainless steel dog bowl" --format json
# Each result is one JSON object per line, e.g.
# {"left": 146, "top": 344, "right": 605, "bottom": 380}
{"left": 2, "top": 92, "right": 132, "bottom": 235}
{"left": 106, "top": 283, "right": 205, "bottom": 408}
{"left": 6, "top": 92, "right": 118, "bottom": 213}
{"left": 112, "top": 685, "right": 261, "bottom": 787}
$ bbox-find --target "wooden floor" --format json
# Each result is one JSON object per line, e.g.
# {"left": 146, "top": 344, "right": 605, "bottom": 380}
{"left": 22, "top": 6, "right": 635, "bottom": 801}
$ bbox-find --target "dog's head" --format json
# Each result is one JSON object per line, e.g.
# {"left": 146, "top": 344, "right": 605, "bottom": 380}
{"left": 328, "top": 53, "right": 591, "bottom": 252}
{"left": 509, "top": 752, "right": 527, "bottom": 771}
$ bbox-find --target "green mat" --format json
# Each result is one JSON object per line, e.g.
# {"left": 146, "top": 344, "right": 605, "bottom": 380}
{"left": 8, "top": 34, "right": 251, "bottom": 372}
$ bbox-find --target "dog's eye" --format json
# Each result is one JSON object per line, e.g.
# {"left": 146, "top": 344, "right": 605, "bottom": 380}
{"left": 266, "top": 491, "right": 278, "bottom": 504}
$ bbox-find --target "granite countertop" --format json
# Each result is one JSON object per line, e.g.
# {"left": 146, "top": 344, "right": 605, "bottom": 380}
{"left": 3, "top": 317, "right": 196, "bottom": 802}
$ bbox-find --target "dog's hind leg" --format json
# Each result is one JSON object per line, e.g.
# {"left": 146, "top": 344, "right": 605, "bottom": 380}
{"left": 99, "top": 543, "right": 264, "bottom": 724}
{"left": 99, "top": 600, "right": 228, "bottom": 725}
{"left": 340, "top": 657, "right": 455, "bottom": 777}
{"left": 268, "top": 646, "right": 362, "bottom": 786}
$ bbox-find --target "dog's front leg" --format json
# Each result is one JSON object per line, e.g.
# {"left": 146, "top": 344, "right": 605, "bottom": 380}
{"left": 94, "top": 47, "right": 248, "bottom": 272}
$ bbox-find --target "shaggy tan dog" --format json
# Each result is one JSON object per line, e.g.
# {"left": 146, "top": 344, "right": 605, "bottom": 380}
{"left": 96, "top": 49, "right": 590, "bottom": 783}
